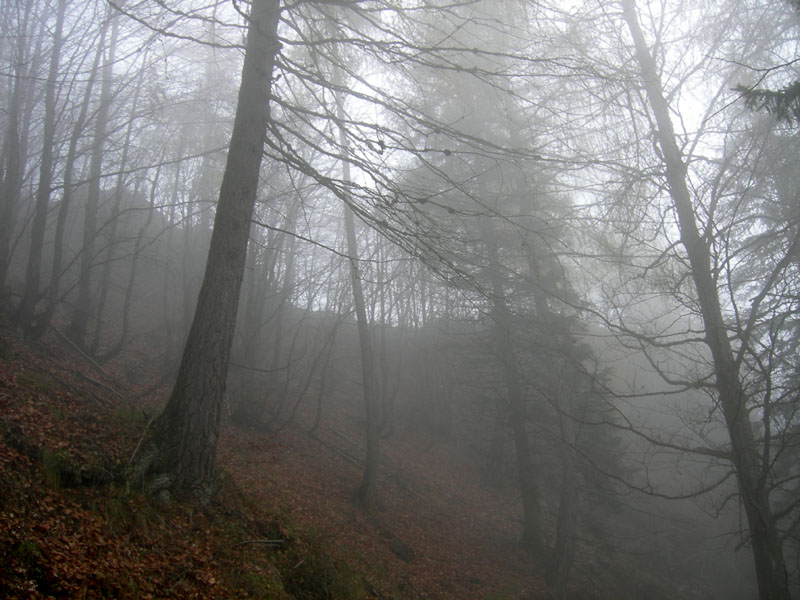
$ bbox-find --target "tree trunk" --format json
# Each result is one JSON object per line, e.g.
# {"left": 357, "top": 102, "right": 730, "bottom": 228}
{"left": 0, "top": 0, "right": 35, "bottom": 295}
{"left": 345, "top": 199, "right": 380, "bottom": 509}
{"left": 333, "top": 92, "right": 380, "bottom": 508}
{"left": 547, "top": 446, "right": 578, "bottom": 597}
{"left": 40, "top": 17, "right": 109, "bottom": 337}
{"left": 621, "top": 2, "right": 790, "bottom": 598}
{"left": 139, "top": 0, "right": 282, "bottom": 502}
{"left": 336, "top": 115, "right": 380, "bottom": 508}
{"left": 524, "top": 241, "right": 580, "bottom": 592}
{"left": 98, "top": 172, "right": 158, "bottom": 363}
{"left": 69, "top": 6, "right": 120, "bottom": 346}
{"left": 491, "top": 284, "right": 543, "bottom": 550}
{"left": 270, "top": 214, "right": 297, "bottom": 373}
{"left": 16, "top": 0, "right": 66, "bottom": 332}
{"left": 91, "top": 53, "right": 147, "bottom": 355}
{"left": 546, "top": 381, "right": 580, "bottom": 597}
{"left": 484, "top": 228, "right": 543, "bottom": 551}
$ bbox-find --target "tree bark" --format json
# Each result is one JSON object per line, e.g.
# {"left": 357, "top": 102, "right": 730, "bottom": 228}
{"left": 621, "top": 2, "right": 790, "bottom": 598}
{"left": 140, "top": 0, "right": 282, "bottom": 502}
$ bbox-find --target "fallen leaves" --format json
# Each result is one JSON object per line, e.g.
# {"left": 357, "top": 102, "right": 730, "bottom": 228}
{"left": 0, "top": 316, "right": 598, "bottom": 600}
{"left": 0, "top": 324, "right": 289, "bottom": 599}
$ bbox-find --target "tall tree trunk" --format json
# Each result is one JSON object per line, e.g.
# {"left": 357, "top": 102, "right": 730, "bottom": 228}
{"left": 345, "top": 202, "right": 380, "bottom": 508}
{"left": 270, "top": 213, "right": 298, "bottom": 373}
{"left": 484, "top": 227, "right": 543, "bottom": 551}
{"left": 98, "top": 170, "right": 159, "bottom": 363}
{"left": 69, "top": 6, "right": 120, "bottom": 346}
{"left": 525, "top": 237, "right": 580, "bottom": 591}
{"left": 41, "top": 17, "right": 109, "bottom": 336}
{"left": 0, "top": 0, "right": 35, "bottom": 295}
{"left": 621, "top": 2, "right": 790, "bottom": 598}
{"left": 16, "top": 0, "right": 67, "bottom": 333}
{"left": 91, "top": 51, "right": 147, "bottom": 354}
{"left": 334, "top": 91, "right": 381, "bottom": 509}
{"left": 547, "top": 439, "right": 578, "bottom": 597}
{"left": 266, "top": 215, "right": 298, "bottom": 420}
{"left": 137, "top": 0, "right": 282, "bottom": 502}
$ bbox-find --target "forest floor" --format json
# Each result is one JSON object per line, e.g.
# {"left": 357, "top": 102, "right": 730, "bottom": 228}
{"left": 0, "top": 319, "right": 612, "bottom": 599}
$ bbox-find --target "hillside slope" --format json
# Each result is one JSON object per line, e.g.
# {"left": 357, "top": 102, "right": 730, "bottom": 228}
{"left": 0, "top": 321, "right": 626, "bottom": 599}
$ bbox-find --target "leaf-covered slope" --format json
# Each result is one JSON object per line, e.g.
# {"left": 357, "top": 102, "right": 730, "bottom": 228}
{"left": 0, "top": 318, "right": 633, "bottom": 599}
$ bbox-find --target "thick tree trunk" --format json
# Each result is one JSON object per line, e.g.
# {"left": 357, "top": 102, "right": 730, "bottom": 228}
{"left": 621, "top": 3, "right": 790, "bottom": 598}
{"left": 139, "top": 0, "right": 281, "bottom": 502}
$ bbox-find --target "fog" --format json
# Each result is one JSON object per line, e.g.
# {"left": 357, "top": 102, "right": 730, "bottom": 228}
{"left": 2, "top": 0, "right": 798, "bottom": 598}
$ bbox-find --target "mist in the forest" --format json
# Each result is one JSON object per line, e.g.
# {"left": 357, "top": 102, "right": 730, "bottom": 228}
{"left": 2, "top": 0, "right": 798, "bottom": 598}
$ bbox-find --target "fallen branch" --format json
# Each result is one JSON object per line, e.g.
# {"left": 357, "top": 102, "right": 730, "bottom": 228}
{"left": 236, "top": 539, "right": 284, "bottom": 547}
{"left": 127, "top": 413, "right": 156, "bottom": 470}
{"left": 308, "top": 430, "right": 362, "bottom": 467}
{"left": 75, "top": 371, "right": 128, "bottom": 405}
{"left": 49, "top": 324, "right": 110, "bottom": 377}
{"left": 49, "top": 324, "right": 129, "bottom": 405}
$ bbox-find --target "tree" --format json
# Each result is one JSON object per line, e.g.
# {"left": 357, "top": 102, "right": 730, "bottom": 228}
{"left": 134, "top": 0, "right": 282, "bottom": 501}
{"left": 326, "top": 21, "right": 381, "bottom": 508}
{"left": 40, "top": 5, "right": 111, "bottom": 338}
{"left": 738, "top": 80, "right": 800, "bottom": 125}
{"left": 483, "top": 221, "right": 544, "bottom": 551}
{"left": 486, "top": 0, "right": 800, "bottom": 595}
{"left": 616, "top": 1, "right": 792, "bottom": 596}
{"left": 736, "top": 0, "right": 800, "bottom": 124}
{"left": 0, "top": 0, "right": 40, "bottom": 296}
{"left": 341, "top": 155, "right": 381, "bottom": 508}
{"left": 68, "top": 4, "right": 121, "bottom": 345}
{"left": 16, "top": 0, "right": 67, "bottom": 333}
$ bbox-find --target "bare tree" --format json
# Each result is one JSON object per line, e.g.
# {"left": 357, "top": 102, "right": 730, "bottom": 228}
{"left": 0, "top": 0, "right": 41, "bottom": 296}
{"left": 16, "top": 0, "right": 67, "bottom": 333}
{"left": 68, "top": 4, "right": 121, "bottom": 345}
{"left": 619, "top": 2, "right": 792, "bottom": 596}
